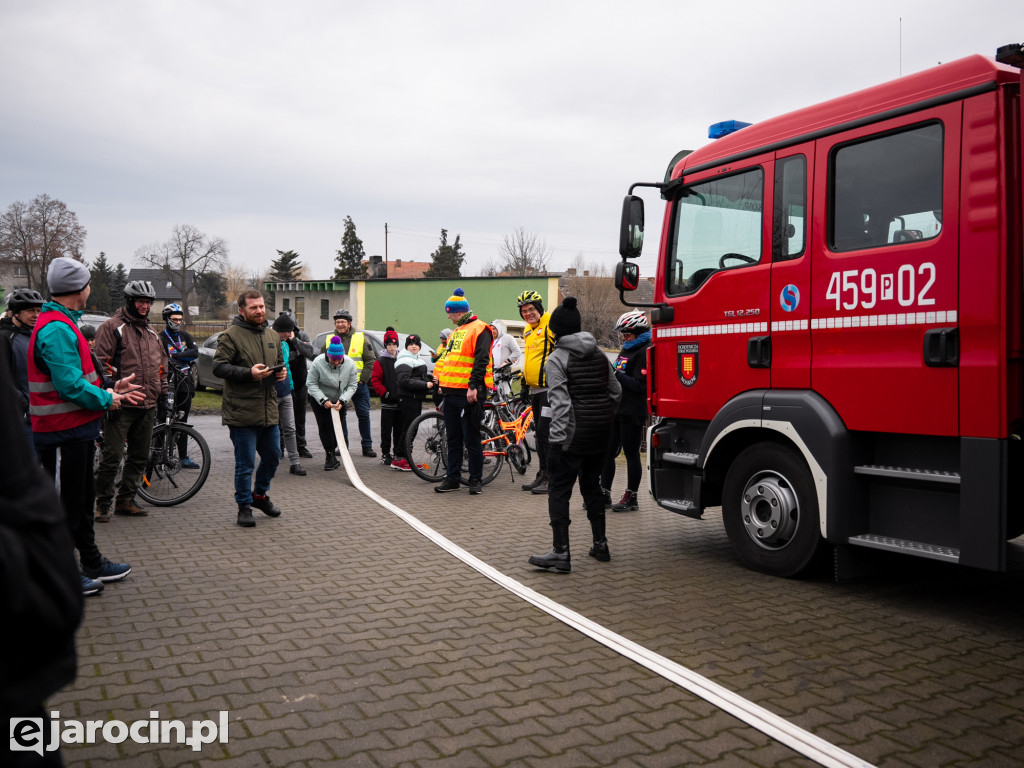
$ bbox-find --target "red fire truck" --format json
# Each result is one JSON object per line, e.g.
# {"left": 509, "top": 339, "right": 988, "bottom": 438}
{"left": 615, "top": 44, "right": 1024, "bottom": 577}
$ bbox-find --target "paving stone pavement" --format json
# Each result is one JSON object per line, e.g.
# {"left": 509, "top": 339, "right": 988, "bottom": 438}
{"left": 47, "top": 413, "right": 1024, "bottom": 767}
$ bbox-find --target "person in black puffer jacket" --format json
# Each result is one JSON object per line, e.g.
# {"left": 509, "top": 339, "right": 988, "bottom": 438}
{"left": 393, "top": 333, "right": 435, "bottom": 471}
{"left": 528, "top": 297, "right": 621, "bottom": 574}
{"left": 601, "top": 310, "right": 652, "bottom": 513}
{"left": 369, "top": 328, "right": 403, "bottom": 465}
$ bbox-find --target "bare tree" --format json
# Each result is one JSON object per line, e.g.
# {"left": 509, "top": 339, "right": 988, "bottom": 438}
{"left": 562, "top": 253, "right": 622, "bottom": 347}
{"left": 135, "top": 224, "right": 228, "bottom": 318}
{"left": 497, "top": 226, "right": 551, "bottom": 276}
{"left": 478, "top": 259, "right": 502, "bottom": 277}
{"left": 0, "top": 194, "right": 87, "bottom": 291}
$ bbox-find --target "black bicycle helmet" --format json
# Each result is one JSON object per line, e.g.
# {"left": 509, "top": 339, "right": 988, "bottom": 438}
{"left": 333, "top": 308, "right": 353, "bottom": 321}
{"left": 123, "top": 280, "right": 157, "bottom": 301}
{"left": 7, "top": 288, "right": 45, "bottom": 313}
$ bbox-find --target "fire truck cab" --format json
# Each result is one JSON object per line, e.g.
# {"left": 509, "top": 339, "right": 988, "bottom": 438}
{"left": 617, "top": 45, "right": 1024, "bottom": 577}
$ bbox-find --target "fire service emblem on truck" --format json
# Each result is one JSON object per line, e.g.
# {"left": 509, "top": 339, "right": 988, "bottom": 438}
{"left": 677, "top": 343, "right": 699, "bottom": 388}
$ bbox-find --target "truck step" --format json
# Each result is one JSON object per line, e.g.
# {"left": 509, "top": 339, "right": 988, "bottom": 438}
{"left": 847, "top": 534, "right": 959, "bottom": 563}
{"left": 661, "top": 498, "right": 702, "bottom": 518}
{"left": 662, "top": 451, "right": 700, "bottom": 466}
{"left": 853, "top": 464, "right": 961, "bottom": 485}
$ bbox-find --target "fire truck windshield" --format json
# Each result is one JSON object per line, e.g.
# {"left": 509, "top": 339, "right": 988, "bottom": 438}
{"left": 667, "top": 168, "right": 764, "bottom": 296}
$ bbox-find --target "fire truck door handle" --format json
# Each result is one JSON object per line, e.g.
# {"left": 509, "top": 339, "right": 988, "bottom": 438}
{"left": 923, "top": 327, "right": 959, "bottom": 367}
{"left": 747, "top": 336, "right": 772, "bottom": 369}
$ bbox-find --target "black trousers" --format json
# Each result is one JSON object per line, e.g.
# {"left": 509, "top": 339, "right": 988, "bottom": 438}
{"left": 379, "top": 406, "right": 403, "bottom": 457}
{"left": 292, "top": 384, "right": 308, "bottom": 450}
{"left": 309, "top": 397, "right": 340, "bottom": 453}
{"left": 397, "top": 397, "right": 423, "bottom": 459}
{"left": 547, "top": 448, "right": 607, "bottom": 532}
{"left": 601, "top": 418, "right": 644, "bottom": 493}
{"left": 530, "top": 390, "right": 551, "bottom": 472}
{"left": 39, "top": 439, "right": 102, "bottom": 571}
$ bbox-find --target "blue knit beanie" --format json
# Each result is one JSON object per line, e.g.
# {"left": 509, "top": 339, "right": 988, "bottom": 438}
{"left": 327, "top": 335, "right": 346, "bottom": 360}
{"left": 444, "top": 287, "right": 470, "bottom": 314}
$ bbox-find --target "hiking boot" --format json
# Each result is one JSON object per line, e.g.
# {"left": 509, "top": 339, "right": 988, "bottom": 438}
{"left": 468, "top": 479, "right": 482, "bottom": 495}
{"left": 298, "top": 447, "right": 313, "bottom": 459}
{"left": 589, "top": 539, "right": 611, "bottom": 562}
{"left": 94, "top": 503, "right": 111, "bottom": 523}
{"left": 380, "top": 452, "right": 393, "bottom": 466}
{"left": 530, "top": 479, "right": 549, "bottom": 495}
{"left": 84, "top": 558, "right": 132, "bottom": 583}
{"left": 114, "top": 498, "right": 147, "bottom": 516}
{"left": 391, "top": 457, "right": 412, "bottom": 472}
{"left": 289, "top": 464, "right": 307, "bottom": 476}
{"left": 528, "top": 547, "right": 571, "bottom": 572}
{"left": 81, "top": 573, "right": 104, "bottom": 596}
{"left": 521, "top": 471, "right": 546, "bottom": 492}
{"left": 611, "top": 491, "right": 638, "bottom": 512}
{"left": 324, "top": 455, "right": 340, "bottom": 471}
{"left": 434, "top": 476, "right": 462, "bottom": 493}
{"left": 237, "top": 505, "right": 255, "bottom": 527}
{"left": 362, "top": 447, "right": 377, "bottom": 458}
{"left": 252, "top": 494, "right": 282, "bottom": 517}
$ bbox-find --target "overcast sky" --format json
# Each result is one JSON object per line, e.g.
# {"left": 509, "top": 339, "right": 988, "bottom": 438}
{"left": 1, "top": 1, "right": 1018, "bottom": 281}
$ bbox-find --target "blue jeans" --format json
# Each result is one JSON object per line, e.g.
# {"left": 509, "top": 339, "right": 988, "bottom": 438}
{"left": 228, "top": 425, "right": 281, "bottom": 505}
{"left": 442, "top": 390, "right": 483, "bottom": 482}
{"left": 341, "top": 381, "right": 372, "bottom": 449}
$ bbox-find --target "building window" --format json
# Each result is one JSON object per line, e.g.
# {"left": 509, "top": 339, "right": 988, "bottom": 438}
{"left": 282, "top": 298, "right": 290, "bottom": 312}
{"left": 294, "top": 297, "right": 305, "bottom": 330}
{"left": 14, "top": 265, "right": 28, "bottom": 277}
{"left": 321, "top": 299, "right": 329, "bottom": 319}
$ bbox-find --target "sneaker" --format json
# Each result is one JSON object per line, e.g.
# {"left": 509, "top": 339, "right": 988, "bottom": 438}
{"left": 114, "top": 498, "right": 147, "bottom": 517}
{"left": 84, "top": 557, "right": 132, "bottom": 583}
{"left": 298, "top": 447, "right": 314, "bottom": 459}
{"left": 324, "top": 456, "right": 340, "bottom": 471}
{"left": 434, "top": 476, "right": 462, "bottom": 493}
{"left": 380, "top": 453, "right": 393, "bottom": 466}
{"left": 94, "top": 503, "right": 111, "bottom": 523}
{"left": 237, "top": 505, "right": 255, "bottom": 527}
{"left": 181, "top": 457, "right": 200, "bottom": 469}
{"left": 252, "top": 494, "right": 282, "bottom": 517}
{"left": 81, "top": 573, "right": 104, "bottom": 596}
{"left": 362, "top": 447, "right": 377, "bottom": 458}
{"left": 612, "top": 491, "right": 638, "bottom": 512}
{"left": 468, "top": 479, "right": 482, "bottom": 495}
{"left": 289, "top": 464, "right": 307, "bottom": 476}
{"left": 391, "top": 457, "right": 412, "bottom": 472}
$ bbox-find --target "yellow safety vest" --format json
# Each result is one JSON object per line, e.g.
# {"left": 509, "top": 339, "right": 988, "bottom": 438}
{"left": 437, "top": 319, "right": 493, "bottom": 390}
{"left": 325, "top": 331, "right": 366, "bottom": 370}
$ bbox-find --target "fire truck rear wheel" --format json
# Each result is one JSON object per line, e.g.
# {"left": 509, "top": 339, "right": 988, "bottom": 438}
{"left": 722, "top": 442, "right": 823, "bottom": 578}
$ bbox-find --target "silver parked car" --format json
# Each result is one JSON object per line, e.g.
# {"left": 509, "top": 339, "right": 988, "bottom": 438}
{"left": 195, "top": 331, "right": 226, "bottom": 392}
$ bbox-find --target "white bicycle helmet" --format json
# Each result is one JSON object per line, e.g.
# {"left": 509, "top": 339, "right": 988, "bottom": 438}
{"left": 614, "top": 310, "right": 649, "bottom": 333}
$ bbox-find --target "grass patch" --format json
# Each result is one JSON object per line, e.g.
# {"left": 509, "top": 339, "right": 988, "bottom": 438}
{"left": 191, "top": 389, "right": 222, "bottom": 414}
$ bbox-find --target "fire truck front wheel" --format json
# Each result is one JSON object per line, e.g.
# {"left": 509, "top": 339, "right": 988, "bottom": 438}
{"left": 722, "top": 442, "right": 824, "bottom": 578}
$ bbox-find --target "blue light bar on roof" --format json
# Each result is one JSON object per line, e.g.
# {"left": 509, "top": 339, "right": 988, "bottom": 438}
{"left": 708, "top": 120, "right": 752, "bottom": 139}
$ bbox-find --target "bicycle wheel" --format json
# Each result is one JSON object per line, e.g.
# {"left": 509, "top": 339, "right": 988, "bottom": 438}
{"left": 406, "top": 411, "right": 450, "bottom": 483}
{"left": 138, "top": 423, "right": 211, "bottom": 506}
{"left": 507, "top": 439, "right": 531, "bottom": 475}
{"left": 477, "top": 423, "right": 505, "bottom": 486}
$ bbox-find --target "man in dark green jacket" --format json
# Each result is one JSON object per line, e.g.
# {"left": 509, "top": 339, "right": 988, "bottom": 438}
{"left": 213, "top": 290, "right": 287, "bottom": 528}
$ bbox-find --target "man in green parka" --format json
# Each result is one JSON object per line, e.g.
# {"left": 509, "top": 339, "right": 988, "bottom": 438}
{"left": 213, "top": 290, "right": 287, "bottom": 528}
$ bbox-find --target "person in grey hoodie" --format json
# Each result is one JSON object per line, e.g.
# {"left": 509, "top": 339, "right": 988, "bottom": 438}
{"left": 528, "top": 297, "right": 621, "bottom": 574}
{"left": 306, "top": 335, "right": 358, "bottom": 470}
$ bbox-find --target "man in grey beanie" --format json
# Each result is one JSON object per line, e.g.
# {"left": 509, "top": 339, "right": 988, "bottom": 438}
{"left": 30, "top": 257, "right": 143, "bottom": 596}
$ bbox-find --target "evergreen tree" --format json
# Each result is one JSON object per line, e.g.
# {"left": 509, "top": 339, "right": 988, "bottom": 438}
{"left": 333, "top": 216, "right": 367, "bottom": 279}
{"left": 424, "top": 229, "right": 466, "bottom": 279}
{"left": 89, "top": 252, "right": 113, "bottom": 313}
{"left": 195, "top": 271, "right": 228, "bottom": 316}
{"left": 269, "top": 249, "right": 302, "bottom": 281}
{"left": 109, "top": 263, "right": 128, "bottom": 307}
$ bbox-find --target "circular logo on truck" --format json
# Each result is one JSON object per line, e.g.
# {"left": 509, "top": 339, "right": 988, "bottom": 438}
{"left": 780, "top": 284, "right": 800, "bottom": 312}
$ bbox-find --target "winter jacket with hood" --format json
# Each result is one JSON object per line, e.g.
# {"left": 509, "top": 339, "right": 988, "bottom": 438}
{"left": 546, "top": 331, "right": 621, "bottom": 454}
{"left": 93, "top": 306, "right": 168, "bottom": 409}
{"left": 213, "top": 314, "right": 283, "bottom": 427}
{"left": 395, "top": 348, "right": 431, "bottom": 401}
{"left": 306, "top": 352, "right": 359, "bottom": 406}
{"left": 370, "top": 349, "right": 401, "bottom": 410}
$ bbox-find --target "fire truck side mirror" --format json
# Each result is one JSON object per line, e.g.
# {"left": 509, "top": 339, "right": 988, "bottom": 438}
{"left": 619, "top": 195, "right": 645, "bottom": 259}
{"left": 615, "top": 261, "right": 640, "bottom": 292}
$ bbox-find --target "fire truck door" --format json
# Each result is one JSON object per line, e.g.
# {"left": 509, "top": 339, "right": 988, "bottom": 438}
{"left": 657, "top": 156, "right": 773, "bottom": 422}
{"left": 810, "top": 110, "right": 961, "bottom": 436}
{"left": 770, "top": 145, "right": 814, "bottom": 388}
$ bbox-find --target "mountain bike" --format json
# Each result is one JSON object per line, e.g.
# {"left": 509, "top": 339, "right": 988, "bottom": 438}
{"left": 485, "top": 366, "right": 536, "bottom": 452}
{"left": 138, "top": 366, "right": 211, "bottom": 506}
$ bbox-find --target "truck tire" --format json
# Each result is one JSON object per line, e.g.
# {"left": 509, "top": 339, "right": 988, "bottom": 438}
{"left": 722, "top": 442, "right": 823, "bottom": 577}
